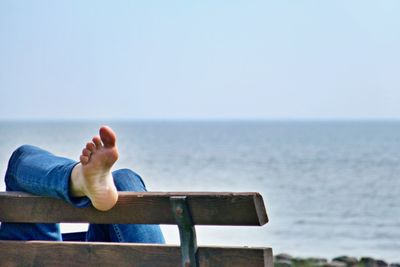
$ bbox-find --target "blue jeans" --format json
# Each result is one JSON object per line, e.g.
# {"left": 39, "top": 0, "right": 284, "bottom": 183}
{"left": 0, "top": 145, "right": 165, "bottom": 243}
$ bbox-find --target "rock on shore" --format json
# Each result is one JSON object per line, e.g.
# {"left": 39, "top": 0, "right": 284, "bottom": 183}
{"left": 274, "top": 253, "right": 399, "bottom": 267}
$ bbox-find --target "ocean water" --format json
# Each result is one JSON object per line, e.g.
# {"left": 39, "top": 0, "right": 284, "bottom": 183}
{"left": 0, "top": 120, "right": 399, "bottom": 262}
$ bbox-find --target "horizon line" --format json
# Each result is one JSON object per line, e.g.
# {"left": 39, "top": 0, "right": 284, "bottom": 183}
{"left": 1, "top": 117, "right": 400, "bottom": 122}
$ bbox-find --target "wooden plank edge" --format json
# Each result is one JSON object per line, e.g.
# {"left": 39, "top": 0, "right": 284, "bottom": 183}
{"left": 253, "top": 193, "right": 269, "bottom": 226}
{"left": 0, "top": 191, "right": 265, "bottom": 197}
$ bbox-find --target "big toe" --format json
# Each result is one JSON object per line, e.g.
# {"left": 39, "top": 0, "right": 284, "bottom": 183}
{"left": 99, "top": 126, "right": 117, "bottom": 148}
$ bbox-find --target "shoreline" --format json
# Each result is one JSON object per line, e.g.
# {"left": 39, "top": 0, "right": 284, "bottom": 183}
{"left": 274, "top": 254, "right": 400, "bottom": 267}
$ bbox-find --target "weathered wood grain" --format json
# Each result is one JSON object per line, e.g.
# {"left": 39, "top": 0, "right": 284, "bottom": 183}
{"left": 0, "top": 191, "right": 268, "bottom": 226}
{"left": 0, "top": 241, "right": 273, "bottom": 267}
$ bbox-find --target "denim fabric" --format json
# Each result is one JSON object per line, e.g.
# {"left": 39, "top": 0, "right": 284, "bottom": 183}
{"left": 0, "top": 145, "right": 165, "bottom": 243}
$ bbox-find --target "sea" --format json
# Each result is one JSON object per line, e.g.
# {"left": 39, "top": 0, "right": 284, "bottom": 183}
{"left": 0, "top": 120, "right": 399, "bottom": 262}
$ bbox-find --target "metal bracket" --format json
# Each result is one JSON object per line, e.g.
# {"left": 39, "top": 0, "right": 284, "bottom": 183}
{"left": 170, "top": 196, "right": 198, "bottom": 267}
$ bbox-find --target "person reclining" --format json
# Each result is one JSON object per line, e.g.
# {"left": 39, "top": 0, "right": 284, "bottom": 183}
{"left": 0, "top": 126, "right": 165, "bottom": 243}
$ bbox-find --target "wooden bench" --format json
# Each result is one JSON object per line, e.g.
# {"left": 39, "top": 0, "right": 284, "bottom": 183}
{"left": 0, "top": 191, "right": 273, "bottom": 267}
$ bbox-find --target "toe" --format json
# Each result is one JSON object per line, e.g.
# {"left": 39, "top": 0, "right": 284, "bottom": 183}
{"left": 100, "top": 126, "right": 117, "bottom": 148}
{"left": 92, "top": 136, "right": 102, "bottom": 149}
{"left": 82, "top": 148, "right": 91, "bottom": 157}
{"left": 86, "top": 142, "right": 96, "bottom": 152}
{"left": 80, "top": 155, "right": 89, "bottom": 164}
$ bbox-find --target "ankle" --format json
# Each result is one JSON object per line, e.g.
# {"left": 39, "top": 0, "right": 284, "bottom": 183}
{"left": 70, "top": 164, "right": 86, "bottom": 197}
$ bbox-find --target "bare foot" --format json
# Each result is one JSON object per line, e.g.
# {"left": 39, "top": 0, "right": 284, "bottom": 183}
{"left": 70, "top": 126, "right": 119, "bottom": 211}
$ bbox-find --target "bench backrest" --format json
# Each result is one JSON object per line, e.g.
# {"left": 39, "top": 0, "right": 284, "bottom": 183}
{"left": 0, "top": 191, "right": 268, "bottom": 225}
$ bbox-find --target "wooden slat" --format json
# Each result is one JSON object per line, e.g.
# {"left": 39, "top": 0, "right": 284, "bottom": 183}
{"left": 0, "top": 241, "right": 273, "bottom": 267}
{"left": 0, "top": 192, "right": 268, "bottom": 226}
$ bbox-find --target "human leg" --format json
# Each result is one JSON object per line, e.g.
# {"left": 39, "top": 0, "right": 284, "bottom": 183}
{"left": 86, "top": 169, "right": 165, "bottom": 243}
{"left": 0, "top": 126, "right": 163, "bottom": 242}
{"left": 0, "top": 126, "right": 118, "bottom": 240}
{"left": 0, "top": 145, "right": 88, "bottom": 240}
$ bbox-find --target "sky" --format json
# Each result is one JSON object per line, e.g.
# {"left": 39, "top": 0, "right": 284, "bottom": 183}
{"left": 0, "top": 0, "right": 399, "bottom": 120}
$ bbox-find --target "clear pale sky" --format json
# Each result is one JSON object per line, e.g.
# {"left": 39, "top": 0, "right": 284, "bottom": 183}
{"left": 0, "top": 1, "right": 399, "bottom": 120}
